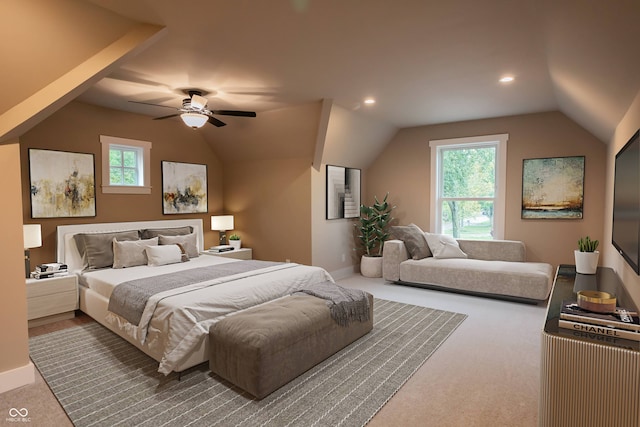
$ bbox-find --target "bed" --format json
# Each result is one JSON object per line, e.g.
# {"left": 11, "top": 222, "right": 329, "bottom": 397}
{"left": 57, "top": 219, "right": 333, "bottom": 374}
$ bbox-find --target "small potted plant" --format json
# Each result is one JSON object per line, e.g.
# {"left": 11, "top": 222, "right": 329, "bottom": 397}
{"left": 229, "top": 233, "right": 241, "bottom": 250}
{"left": 575, "top": 236, "right": 599, "bottom": 274}
{"left": 356, "top": 193, "right": 395, "bottom": 278}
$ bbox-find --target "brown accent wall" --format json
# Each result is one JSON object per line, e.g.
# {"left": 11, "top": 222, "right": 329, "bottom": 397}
{"left": 19, "top": 101, "right": 224, "bottom": 267}
{"left": 366, "top": 111, "right": 606, "bottom": 268}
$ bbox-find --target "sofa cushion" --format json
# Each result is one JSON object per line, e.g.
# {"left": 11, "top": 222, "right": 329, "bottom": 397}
{"left": 424, "top": 233, "right": 468, "bottom": 259}
{"left": 391, "top": 224, "right": 432, "bottom": 259}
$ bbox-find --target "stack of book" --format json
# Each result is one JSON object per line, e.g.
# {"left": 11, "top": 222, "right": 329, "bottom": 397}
{"left": 31, "top": 263, "right": 68, "bottom": 279}
{"left": 208, "top": 245, "right": 234, "bottom": 253}
{"left": 559, "top": 300, "right": 640, "bottom": 342}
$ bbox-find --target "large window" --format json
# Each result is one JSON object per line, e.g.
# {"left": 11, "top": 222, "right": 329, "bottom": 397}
{"left": 429, "top": 134, "right": 508, "bottom": 240}
{"left": 100, "top": 135, "right": 151, "bottom": 194}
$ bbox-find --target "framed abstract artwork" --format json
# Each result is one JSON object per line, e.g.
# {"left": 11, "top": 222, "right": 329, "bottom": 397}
{"left": 521, "top": 156, "right": 585, "bottom": 219}
{"left": 326, "top": 165, "right": 361, "bottom": 219}
{"left": 28, "top": 149, "right": 96, "bottom": 218}
{"left": 161, "top": 161, "right": 208, "bottom": 214}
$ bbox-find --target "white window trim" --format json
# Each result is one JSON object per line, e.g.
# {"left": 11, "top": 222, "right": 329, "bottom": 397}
{"left": 429, "top": 133, "right": 508, "bottom": 239}
{"left": 100, "top": 135, "right": 152, "bottom": 194}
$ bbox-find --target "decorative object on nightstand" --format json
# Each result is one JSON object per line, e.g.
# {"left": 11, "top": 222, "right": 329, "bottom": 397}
{"left": 229, "top": 233, "right": 241, "bottom": 250}
{"left": 26, "top": 274, "right": 78, "bottom": 327}
{"left": 23, "top": 224, "right": 42, "bottom": 279}
{"left": 574, "top": 236, "right": 599, "bottom": 274}
{"left": 211, "top": 215, "right": 234, "bottom": 245}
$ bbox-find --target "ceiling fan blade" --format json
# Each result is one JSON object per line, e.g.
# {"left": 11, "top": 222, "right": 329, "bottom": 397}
{"left": 210, "top": 110, "right": 257, "bottom": 117}
{"left": 208, "top": 116, "right": 227, "bottom": 127}
{"left": 153, "top": 114, "right": 181, "bottom": 120}
{"left": 129, "top": 100, "right": 178, "bottom": 110}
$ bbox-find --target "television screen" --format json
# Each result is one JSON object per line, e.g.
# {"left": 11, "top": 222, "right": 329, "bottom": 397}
{"left": 612, "top": 129, "right": 640, "bottom": 274}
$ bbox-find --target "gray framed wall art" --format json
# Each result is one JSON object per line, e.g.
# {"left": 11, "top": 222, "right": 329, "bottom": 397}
{"left": 326, "top": 165, "right": 361, "bottom": 219}
{"left": 162, "top": 161, "right": 208, "bottom": 214}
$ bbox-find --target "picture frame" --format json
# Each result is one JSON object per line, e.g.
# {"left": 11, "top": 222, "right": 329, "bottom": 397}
{"left": 28, "top": 149, "right": 96, "bottom": 218}
{"left": 521, "top": 156, "right": 585, "bottom": 219}
{"left": 161, "top": 161, "right": 208, "bottom": 214}
{"left": 326, "top": 165, "right": 361, "bottom": 220}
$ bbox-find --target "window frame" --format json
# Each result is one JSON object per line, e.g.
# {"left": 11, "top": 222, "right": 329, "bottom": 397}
{"left": 429, "top": 134, "right": 508, "bottom": 240}
{"left": 100, "top": 135, "right": 151, "bottom": 194}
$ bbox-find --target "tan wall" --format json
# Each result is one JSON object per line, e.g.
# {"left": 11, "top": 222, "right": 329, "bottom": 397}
{"left": 224, "top": 158, "right": 312, "bottom": 264}
{"left": 0, "top": 142, "right": 31, "bottom": 377}
{"left": 603, "top": 89, "right": 640, "bottom": 308}
{"left": 19, "top": 101, "right": 224, "bottom": 267}
{"left": 366, "top": 111, "right": 607, "bottom": 267}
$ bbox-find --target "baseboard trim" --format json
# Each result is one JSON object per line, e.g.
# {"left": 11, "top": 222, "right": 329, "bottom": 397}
{"left": 329, "top": 265, "right": 358, "bottom": 281}
{"left": 0, "top": 361, "right": 35, "bottom": 394}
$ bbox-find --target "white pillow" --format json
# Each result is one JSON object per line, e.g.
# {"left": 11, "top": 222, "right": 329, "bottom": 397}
{"left": 158, "top": 233, "right": 199, "bottom": 258}
{"left": 424, "top": 233, "right": 468, "bottom": 259}
{"left": 145, "top": 244, "right": 183, "bottom": 266}
{"left": 112, "top": 237, "right": 158, "bottom": 268}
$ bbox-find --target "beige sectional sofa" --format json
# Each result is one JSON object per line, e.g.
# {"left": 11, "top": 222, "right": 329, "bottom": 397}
{"left": 383, "top": 238, "right": 554, "bottom": 302}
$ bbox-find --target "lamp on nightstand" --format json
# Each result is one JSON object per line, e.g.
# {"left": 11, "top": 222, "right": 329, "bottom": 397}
{"left": 211, "top": 215, "right": 234, "bottom": 245}
{"left": 23, "top": 224, "right": 42, "bottom": 279}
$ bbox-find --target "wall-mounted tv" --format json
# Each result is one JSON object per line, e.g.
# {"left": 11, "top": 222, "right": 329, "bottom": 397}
{"left": 612, "top": 129, "right": 640, "bottom": 275}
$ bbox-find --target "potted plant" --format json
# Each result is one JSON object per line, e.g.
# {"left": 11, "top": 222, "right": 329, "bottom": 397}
{"left": 574, "top": 236, "right": 599, "bottom": 274}
{"left": 229, "top": 233, "right": 241, "bottom": 250}
{"left": 356, "top": 193, "right": 395, "bottom": 277}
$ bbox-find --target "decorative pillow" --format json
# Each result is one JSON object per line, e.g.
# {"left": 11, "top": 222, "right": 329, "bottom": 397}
{"left": 140, "top": 226, "right": 193, "bottom": 240}
{"left": 145, "top": 245, "right": 184, "bottom": 266}
{"left": 424, "top": 233, "right": 468, "bottom": 259}
{"left": 158, "top": 233, "right": 199, "bottom": 258}
{"left": 113, "top": 237, "right": 158, "bottom": 268}
{"left": 73, "top": 230, "right": 140, "bottom": 270}
{"left": 391, "top": 224, "right": 432, "bottom": 259}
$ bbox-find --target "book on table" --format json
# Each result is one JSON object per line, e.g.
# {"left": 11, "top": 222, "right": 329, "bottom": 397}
{"left": 560, "top": 300, "right": 640, "bottom": 332}
{"left": 558, "top": 319, "right": 640, "bottom": 342}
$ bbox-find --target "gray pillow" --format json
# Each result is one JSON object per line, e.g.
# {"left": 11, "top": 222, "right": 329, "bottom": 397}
{"left": 73, "top": 230, "right": 140, "bottom": 270}
{"left": 391, "top": 224, "right": 432, "bottom": 260}
{"left": 159, "top": 233, "right": 199, "bottom": 258}
{"left": 140, "top": 226, "right": 193, "bottom": 240}
{"left": 113, "top": 237, "right": 159, "bottom": 268}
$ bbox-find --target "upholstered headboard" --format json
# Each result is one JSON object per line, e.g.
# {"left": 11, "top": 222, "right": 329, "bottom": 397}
{"left": 56, "top": 219, "right": 204, "bottom": 273}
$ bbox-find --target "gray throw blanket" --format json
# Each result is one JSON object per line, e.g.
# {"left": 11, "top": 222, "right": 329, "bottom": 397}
{"left": 108, "top": 260, "right": 282, "bottom": 326}
{"left": 295, "top": 281, "right": 370, "bottom": 326}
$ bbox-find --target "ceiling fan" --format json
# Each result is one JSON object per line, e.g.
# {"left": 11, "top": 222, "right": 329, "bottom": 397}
{"left": 129, "top": 90, "right": 256, "bottom": 128}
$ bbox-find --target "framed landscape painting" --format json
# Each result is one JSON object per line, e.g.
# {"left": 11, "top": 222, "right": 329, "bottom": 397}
{"left": 28, "top": 149, "right": 96, "bottom": 218}
{"left": 326, "top": 165, "right": 361, "bottom": 219}
{"left": 162, "top": 161, "right": 208, "bottom": 214}
{"left": 521, "top": 156, "right": 585, "bottom": 219}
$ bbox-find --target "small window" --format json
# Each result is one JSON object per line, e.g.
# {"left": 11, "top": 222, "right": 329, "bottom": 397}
{"left": 100, "top": 135, "right": 151, "bottom": 194}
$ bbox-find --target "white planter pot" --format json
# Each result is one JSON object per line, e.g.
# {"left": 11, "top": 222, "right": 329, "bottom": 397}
{"left": 574, "top": 250, "right": 599, "bottom": 275}
{"left": 360, "top": 255, "right": 383, "bottom": 278}
{"left": 230, "top": 240, "right": 241, "bottom": 250}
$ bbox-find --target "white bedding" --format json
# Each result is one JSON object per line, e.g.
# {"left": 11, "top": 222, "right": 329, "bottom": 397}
{"left": 86, "top": 256, "right": 333, "bottom": 374}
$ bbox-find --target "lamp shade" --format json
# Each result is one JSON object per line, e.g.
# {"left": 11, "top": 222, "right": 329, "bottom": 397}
{"left": 23, "top": 224, "right": 42, "bottom": 249}
{"left": 211, "top": 215, "right": 234, "bottom": 231}
{"left": 180, "top": 112, "right": 208, "bottom": 128}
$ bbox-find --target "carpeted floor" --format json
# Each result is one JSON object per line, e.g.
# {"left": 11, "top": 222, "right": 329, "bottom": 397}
{"left": 29, "top": 298, "right": 466, "bottom": 427}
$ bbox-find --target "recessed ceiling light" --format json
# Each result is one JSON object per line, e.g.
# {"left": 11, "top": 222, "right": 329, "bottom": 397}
{"left": 499, "top": 76, "right": 515, "bottom": 83}
{"left": 364, "top": 98, "right": 376, "bottom": 105}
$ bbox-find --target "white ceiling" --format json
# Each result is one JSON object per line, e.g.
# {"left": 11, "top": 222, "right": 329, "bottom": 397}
{"left": 78, "top": 0, "right": 640, "bottom": 143}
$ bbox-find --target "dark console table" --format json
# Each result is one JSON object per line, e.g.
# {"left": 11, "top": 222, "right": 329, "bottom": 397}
{"left": 539, "top": 265, "right": 639, "bottom": 427}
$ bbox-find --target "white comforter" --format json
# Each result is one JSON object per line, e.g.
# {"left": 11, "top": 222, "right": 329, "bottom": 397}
{"left": 81, "top": 257, "right": 333, "bottom": 374}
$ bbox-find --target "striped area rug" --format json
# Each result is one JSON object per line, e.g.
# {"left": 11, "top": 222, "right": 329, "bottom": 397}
{"left": 29, "top": 299, "right": 466, "bottom": 427}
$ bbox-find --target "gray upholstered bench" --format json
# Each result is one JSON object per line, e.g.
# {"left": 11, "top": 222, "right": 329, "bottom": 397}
{"left": 209, "top": 292, "right": 373, "bottom": 399}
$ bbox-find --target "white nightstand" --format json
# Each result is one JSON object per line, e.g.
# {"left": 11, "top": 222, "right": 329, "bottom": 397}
{"left": 202, "top": 248, "right": 253, "bottom": 260}
{"left": 26, "top": 275, "right": 78, "bottom": 328}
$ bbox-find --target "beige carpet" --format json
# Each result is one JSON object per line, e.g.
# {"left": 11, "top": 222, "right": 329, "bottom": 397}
{"left": 4, "top": 274, "right": 546, "bottom": 426}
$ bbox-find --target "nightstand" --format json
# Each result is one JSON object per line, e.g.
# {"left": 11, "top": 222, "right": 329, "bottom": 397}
{"left": 202, "top": 248, "right": 253, "bottom": 260}
{"left": 26, "top": 275, "right": 78, "bottom": 328}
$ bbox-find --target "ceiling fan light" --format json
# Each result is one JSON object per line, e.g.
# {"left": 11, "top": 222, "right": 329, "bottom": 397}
{"left": 180, "top": 112, "right": 208, "bottom": 128}
{"left": 190, "top": 94, "right": 208, "bottom": 110}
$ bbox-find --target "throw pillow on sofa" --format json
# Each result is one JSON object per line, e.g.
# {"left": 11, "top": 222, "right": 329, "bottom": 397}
{"left": 424, "top": 233, "right": 468, "bottom": 259}
{"left": 391, "top": 224, "right": 432, "bottom": 259}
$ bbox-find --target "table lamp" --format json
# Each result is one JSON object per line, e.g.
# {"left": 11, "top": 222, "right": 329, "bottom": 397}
{"left": 23, "top": 224, "right": 42, "bottom": 278}
{"left": 211, "top": 215, "right": 234, "bottom": 245}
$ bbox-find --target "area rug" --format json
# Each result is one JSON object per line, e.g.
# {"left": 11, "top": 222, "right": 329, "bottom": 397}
{"left": 29, "top": 298, "right": 466, "bottom": 427}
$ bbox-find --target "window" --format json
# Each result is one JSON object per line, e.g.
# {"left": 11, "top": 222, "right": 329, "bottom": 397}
{"left": 100, "top": 135, "right": 151, "bottom": 194}
{"left": 429, "top": 134, "right": 508, "bottom": 240}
